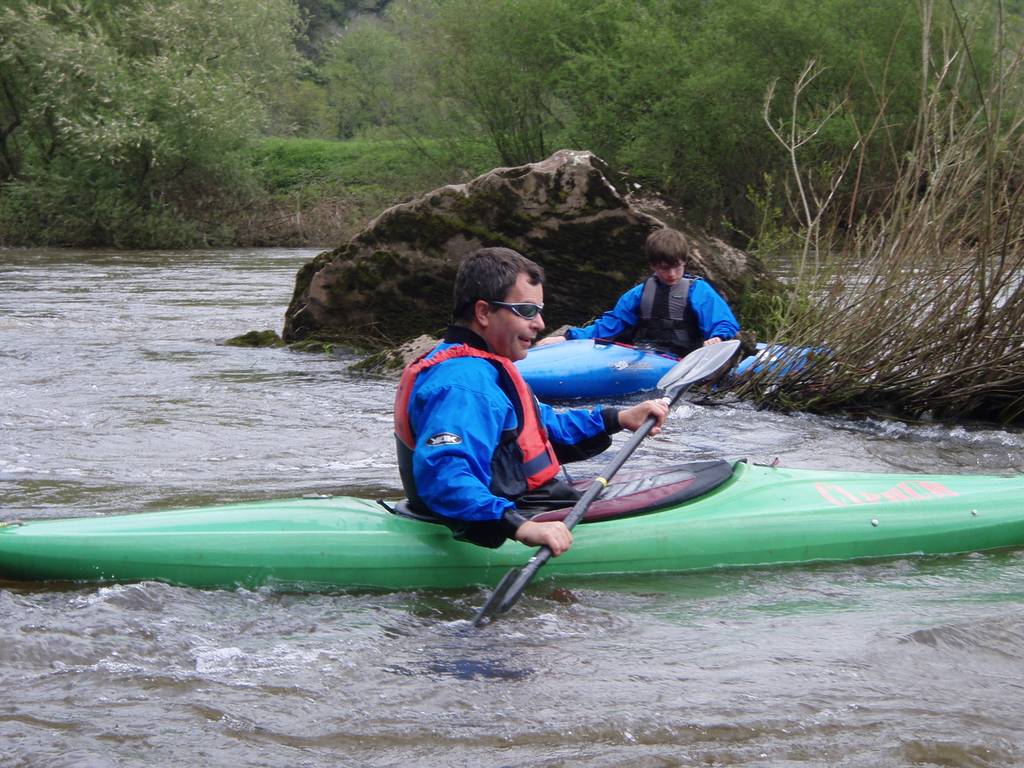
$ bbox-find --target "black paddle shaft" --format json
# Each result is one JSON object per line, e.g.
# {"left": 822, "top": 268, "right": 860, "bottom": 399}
{"left": 472, "top": 382, "right": 690, "bottom": 626}
{"left": 470, "top": 340, "right": 740, "bottom": 627}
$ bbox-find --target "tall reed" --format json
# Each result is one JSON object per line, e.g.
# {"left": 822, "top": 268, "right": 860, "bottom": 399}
{"left": 732, "top": 1, "right": 1024, "bottom": 424}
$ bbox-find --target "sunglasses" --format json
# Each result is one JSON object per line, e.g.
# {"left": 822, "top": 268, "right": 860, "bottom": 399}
{"left": 489, "top": 301, "right": 544, "bottom": 319}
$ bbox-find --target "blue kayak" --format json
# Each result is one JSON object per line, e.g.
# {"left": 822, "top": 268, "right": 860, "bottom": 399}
{"left": 517, "top": 339, "right": 813, "bottom": 399}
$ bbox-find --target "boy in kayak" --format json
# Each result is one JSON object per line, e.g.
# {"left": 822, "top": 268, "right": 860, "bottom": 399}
{"left": 394, "top": 247, "right": 668, "bottom": 556}
{"left": 535, "top": 228, "right": 739, "bottom": 357}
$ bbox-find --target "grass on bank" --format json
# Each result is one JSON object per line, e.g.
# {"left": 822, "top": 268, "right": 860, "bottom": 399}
{"left": 249, "top": 136, "right": 489, "bottom": 195}
{"left": 235, "top": 136, "right": 501, "bottom": 247}
{"left": 0, "top": 135, "right": 500, "bottom": 249}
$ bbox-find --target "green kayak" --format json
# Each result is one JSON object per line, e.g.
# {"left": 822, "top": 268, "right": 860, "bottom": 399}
{"left": 2, "top": 460, "right": 1023, "bottom": 591}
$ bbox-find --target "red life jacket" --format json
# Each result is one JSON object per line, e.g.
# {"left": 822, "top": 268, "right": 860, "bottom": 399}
{"left": 394, "top": 344, "right": 561, "bottom": 496}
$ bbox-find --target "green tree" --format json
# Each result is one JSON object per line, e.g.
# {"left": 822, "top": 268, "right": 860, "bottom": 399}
{"left": 357, "top": 0, "right": 1012, "bottom": 239}
{"left": 293, "top": 0, "right": 391, "bottom": 60}
{"left": 0, "top": 0, "right": 302, "bottom": 246}
{"left": 383, "top": 0, "right": 577, "bottom": 164}
{"left": 555, "top": 0, "right": 928, "bottom": 232}
{"left": 320, "top": 15, "right": 413, "bottom": 138}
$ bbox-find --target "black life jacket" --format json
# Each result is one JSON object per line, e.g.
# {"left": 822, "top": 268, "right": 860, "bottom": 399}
{"left": 624, "top": 275, "right": 702, "bottom": 357}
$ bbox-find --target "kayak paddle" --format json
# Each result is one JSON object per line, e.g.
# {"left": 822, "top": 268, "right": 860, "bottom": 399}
{"left": 472, "top": 339, "right": 741, "bottom": 627}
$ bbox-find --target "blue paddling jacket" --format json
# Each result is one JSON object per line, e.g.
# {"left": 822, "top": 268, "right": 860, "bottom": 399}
{"left": 565, "top": 275, "right": 739, "bottom": 357}
{"left": 394, "top": 326, "right": 622, "bottom": 547}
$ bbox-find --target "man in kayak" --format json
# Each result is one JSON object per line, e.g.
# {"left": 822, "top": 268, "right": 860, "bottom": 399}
{"left": 535, "top": 227, "right": 739, "bottom": 357}
{"left": 394, "top": 246, "right": 669, "bottom": 556}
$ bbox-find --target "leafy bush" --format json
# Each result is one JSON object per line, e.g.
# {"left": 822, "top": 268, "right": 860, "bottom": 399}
{"left": 0, "top": 0, "right": 301, "bottom": 246}
{"left": 326, "top": 0, "right": 1008, "bottom": 242}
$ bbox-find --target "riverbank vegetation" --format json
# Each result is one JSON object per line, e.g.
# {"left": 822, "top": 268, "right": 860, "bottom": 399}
{"left": 1, "top": 0, "right": 1021, "bottom": 422}
{"left": 0, "top": 0, "right": 300, "bottom": 247}
{"left": 3, "top": 0, "right": 1018, "bottom": 250}
{"left": 236, "top": 136, "right": 497, "bottom": 245}
{"left": 729, "top": 8, "right": 1024, "bottom": 424}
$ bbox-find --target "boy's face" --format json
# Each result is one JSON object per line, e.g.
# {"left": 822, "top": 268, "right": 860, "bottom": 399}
{"left": 653, "top": 261, "right": 685, "bottom": 286}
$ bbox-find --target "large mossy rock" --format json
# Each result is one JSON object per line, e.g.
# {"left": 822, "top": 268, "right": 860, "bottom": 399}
{"left": 283, "top": 150, "right": 770, "bottom": 345}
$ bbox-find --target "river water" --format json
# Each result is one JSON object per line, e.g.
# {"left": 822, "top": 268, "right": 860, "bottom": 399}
{"left": 1, "top": 248, "right": 1023, "bottom": 767}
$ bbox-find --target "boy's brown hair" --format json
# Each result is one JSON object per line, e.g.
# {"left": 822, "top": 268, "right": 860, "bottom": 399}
{"left": 644, "top": 228, "right": 689, "bottom": 267}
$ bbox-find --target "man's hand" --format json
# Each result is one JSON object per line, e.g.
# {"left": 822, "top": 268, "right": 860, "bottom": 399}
{"left": 617, "top": 398, "right": 670, "bottom": 435}
{"left": 534, "top": 335, "right": 567, "bottom": 347}
{"left": 515, "top": 519, "right": 573, "bottom": 555}
{"left": 703, "top": 337, "right": 723, "bottom": 346}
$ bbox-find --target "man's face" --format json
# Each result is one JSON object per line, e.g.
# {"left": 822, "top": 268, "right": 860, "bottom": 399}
{"left": 478, "top": 272, "right": 545, "bottom": 361}
{"left": 653, "top": 261, "right": 685, "bottom": 286}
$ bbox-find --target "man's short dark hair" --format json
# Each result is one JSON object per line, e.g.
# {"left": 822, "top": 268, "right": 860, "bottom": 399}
{"left": 452, "top": 247, "right": 544, "bottom": 323}
{"left": 644, "top": 228, "right": 689, "bottom": 267}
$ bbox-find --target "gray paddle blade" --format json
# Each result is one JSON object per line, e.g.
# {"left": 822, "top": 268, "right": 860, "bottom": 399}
{"left": 472, "top": 566, "right": 525, "bottom": 627}
{"left": 656, "top": 340, "right": 741, "bottom": 391}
